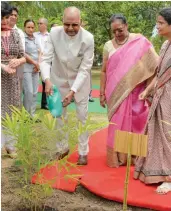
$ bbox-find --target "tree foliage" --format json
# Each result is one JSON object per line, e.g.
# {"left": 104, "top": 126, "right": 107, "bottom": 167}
{"left": 11, "top": 1, "right": 171, "bottom": 63}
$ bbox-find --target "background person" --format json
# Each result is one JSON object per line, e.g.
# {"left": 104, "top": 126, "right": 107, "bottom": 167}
{"left": 9, "top": 6, "right": 25, "bottom": 49}
{"left": 23, "top": 19, "right": 40, "bottom": 117}
{"left": 9, "top": 6, "right": 25, "bottom": 100}
{"left": 34, "top": 18, "right": 49, "bottom": 110}
{"left": 51, "top": 23, "right": 58, "bottom": 28}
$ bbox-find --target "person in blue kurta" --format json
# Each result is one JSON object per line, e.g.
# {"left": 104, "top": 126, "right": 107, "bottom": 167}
{"left": 23, "top": 19, "right": 40, "bottom": 117}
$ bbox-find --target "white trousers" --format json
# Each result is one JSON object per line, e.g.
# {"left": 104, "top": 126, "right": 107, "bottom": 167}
{"left": 56, "top": 96, "right": 89, "bottom": 156}
{"left": 23, "top": 72, "right": 39, "bottom": 116}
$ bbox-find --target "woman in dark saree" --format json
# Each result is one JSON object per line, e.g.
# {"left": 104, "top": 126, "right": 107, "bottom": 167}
{"left": 134, "top": 7, "right": 171, "bottom": 195}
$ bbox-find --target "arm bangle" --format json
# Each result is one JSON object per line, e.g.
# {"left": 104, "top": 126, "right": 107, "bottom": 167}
{"left": 100, "top": 93, "right": 105, "bottom": 96}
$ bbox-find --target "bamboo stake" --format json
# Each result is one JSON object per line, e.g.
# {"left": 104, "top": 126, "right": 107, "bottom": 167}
{"left": 123, "top": 133, "right": 132, "bottom": 211}
{"left": 114, "top": 130, "right": 147, "bottom": 210}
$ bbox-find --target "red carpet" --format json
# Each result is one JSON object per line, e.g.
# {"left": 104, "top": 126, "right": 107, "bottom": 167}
{"left": 38, "top": 85, "right": 100, "bottom": 98}
{"left": 32, "top": 128, "right": 171, "bottom": 211}
{"left": 38, "top": 85, "right": 42, "bottom": 93}
{"left": 91, "top": 89, "right": 100, "bottom": 98}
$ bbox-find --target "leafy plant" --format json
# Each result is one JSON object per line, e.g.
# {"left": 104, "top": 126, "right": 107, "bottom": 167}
{"left": 2, "top": 107, "right": 108, "bottom": 210}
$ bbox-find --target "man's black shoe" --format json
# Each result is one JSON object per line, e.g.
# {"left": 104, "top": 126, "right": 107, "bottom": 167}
{"left": 89, "top": 97, "right": 94, "bottom": 102}
{"left": 41, "top": 105, "right": 49, "bottom": 110}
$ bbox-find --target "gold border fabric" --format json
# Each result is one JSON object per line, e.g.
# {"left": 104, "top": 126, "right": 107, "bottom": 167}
{"left": 107, "top": 47, "right": 159, "bottom": 120}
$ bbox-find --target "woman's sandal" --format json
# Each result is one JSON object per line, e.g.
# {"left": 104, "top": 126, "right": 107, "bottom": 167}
{"left": 156, "top": 182, "right": 171, "bottom": 194}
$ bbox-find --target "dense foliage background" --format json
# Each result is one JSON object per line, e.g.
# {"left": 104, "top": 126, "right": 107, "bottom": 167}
{"left": 11, "top": 1, "right": 171, "bottom": 65}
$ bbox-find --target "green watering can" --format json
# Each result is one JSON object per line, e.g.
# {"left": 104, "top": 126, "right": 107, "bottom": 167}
{"left": 46, "top": 85, "right": 63, "bottom": 117}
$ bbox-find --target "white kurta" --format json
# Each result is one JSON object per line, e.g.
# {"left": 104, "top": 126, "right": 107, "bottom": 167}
{"left": 40, "top": 26, "right": 94, "bottom": 155}
{"left": 34, "top": 31, "right": 49, "bottom": 53}
{"left": 40, "top": 26, "right": 94, "bottom": 102}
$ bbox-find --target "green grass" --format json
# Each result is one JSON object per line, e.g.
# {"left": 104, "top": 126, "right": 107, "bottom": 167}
{"left": 37, "top": 68, "right": 107, "bottom": 113}
{"left": 91, "top": 68, "right": 101, "bottom": 86}
{"left": 39, "top": 68, "right": 101, "bottom": 88}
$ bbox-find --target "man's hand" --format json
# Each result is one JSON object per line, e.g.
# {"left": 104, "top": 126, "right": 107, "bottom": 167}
{"left": 33, "top": 67, "right": 39, "bottom": 73}
{"left": 8, "top": 59, "right": 21, "bottom": 68}
{"left": 45, "top": 79, "right": 53, "bottom": 96}
{"left": 62, "top": 91, "right": 75, "bottom": 107}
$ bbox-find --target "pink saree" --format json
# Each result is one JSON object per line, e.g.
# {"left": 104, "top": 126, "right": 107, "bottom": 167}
{"left": 105, "top": 36, "right": 159, "bottom": 167}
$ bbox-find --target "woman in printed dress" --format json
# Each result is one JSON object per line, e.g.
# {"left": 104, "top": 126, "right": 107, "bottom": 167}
{"left": 134, "top": 7, "right": 171, "bottom": 194}
{"left": 1, "top": 2, "right": 26, "bottom": 157}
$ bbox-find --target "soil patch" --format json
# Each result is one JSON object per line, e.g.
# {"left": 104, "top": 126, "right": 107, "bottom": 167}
{"left": 2, "top": 149, "right": 153, "bottom": 211}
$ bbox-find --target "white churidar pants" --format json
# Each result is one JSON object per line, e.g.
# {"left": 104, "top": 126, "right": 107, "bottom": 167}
{"left": 56, "top": 96, "right": 89, "bottom": 156}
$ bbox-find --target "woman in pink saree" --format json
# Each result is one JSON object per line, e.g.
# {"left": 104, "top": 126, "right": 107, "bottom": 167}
{"left": 134, "top": 7, "right": 171, "bottom": 194}
{"left": 100, "top": 14, "right": 158, "bottom": 168}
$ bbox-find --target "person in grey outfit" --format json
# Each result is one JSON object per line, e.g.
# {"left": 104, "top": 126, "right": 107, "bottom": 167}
{"left": 23, "top": 19, "right": 40, "bottom": 116}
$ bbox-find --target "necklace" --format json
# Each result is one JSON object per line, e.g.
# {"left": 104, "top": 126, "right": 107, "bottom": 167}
{"left": 115, "top": 33, "right": 129, "bottom": 46}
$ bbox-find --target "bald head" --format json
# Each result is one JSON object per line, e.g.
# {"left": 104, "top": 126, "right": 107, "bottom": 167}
{"left": 63, "top": 7, "right": 82, "bottom": 37}
{"left": 63, "top": 7, "right": 81, "bottom": 24}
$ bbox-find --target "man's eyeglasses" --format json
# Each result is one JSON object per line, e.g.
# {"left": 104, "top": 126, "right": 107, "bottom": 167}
{"left": 63, "top": 23, "right": 79, "bottom": 28}
{"left": 38, "top": 22, "right": 44, "bottom": 25}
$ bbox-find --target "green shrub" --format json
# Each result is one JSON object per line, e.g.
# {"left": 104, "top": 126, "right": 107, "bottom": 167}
{"left": 2, "top": 107, "right": 107, "bottom": 210}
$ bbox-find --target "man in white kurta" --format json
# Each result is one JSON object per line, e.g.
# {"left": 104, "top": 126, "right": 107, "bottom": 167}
{"left": 34, "top": 18, "right": 49, "bottom": 110}
{"left": 40, "top": 7, "right": 94, "bottom": 165}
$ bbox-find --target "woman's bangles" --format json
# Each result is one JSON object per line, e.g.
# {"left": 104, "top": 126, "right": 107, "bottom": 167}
{"left": 99, "top": 93, "right": 105, "bottom": 96}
